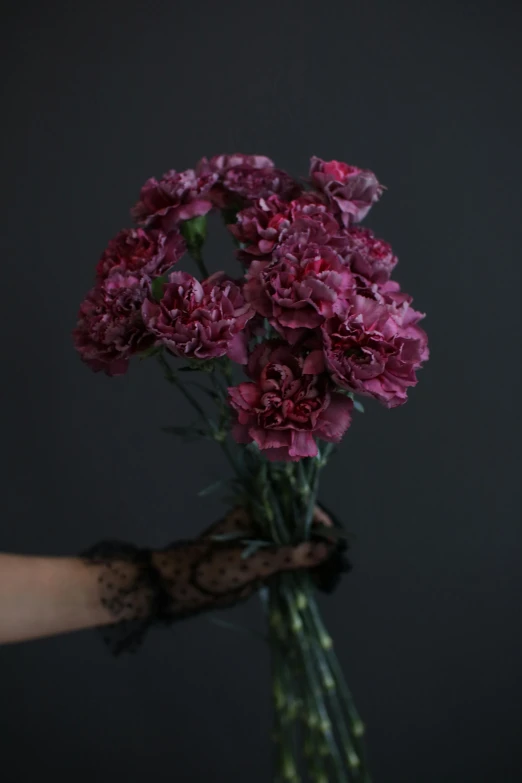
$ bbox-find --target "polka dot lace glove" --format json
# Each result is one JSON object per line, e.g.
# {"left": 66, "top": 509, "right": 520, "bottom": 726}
{"left": 81, "top": 506, "right": 347, "bottom": 655}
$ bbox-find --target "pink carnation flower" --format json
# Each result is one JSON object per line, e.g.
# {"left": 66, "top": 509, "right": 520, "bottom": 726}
{"left": 96, "top": 228, "right": 185, "bottom": 280}
{"left": 310, "top": 157, "right": 383, "bottom": 226}
{"left": 229, "top": 194, "right": 295, "bottom": 256}
{"left": 202, "top": 153, "right": 275, "bottom": 173}
{"left": 228, "top": 341, "right": 353, "bottom": 461}
{"left": 316, "top": 293, "right": 428, "bottom": 408}
{"left": 244, "top": 243, "right": 353, "bottom": 343}
{"left": 197, "top": 153, "right": 299, "bottom": 208}
{"left": 131, "top": 169, "right": 216, "bottom": 231}
{"left": 340, "top": 226, "right": 398, "bottom": 285}
{"left": 230, "top": 194, "right": 343, "bottom": 259}
{"left": 73, "top": 273, "right": 152, "bottom": 376}
{"left": 359, "top": 279, "right": 428, "bottom": 335}
{"left": 141, "top": 271, "right": 254, "bottom": 364}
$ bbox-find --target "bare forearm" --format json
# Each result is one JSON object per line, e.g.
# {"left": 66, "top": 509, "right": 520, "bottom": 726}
{"left": 0, "top": 553, "right": 113, "bottom": 644}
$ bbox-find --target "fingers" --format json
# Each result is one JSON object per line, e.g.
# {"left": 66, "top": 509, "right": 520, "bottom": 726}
{"left": 199, "top": 506, "right": 332, "bottom": 542}
{"left": 192, "top": 540, "right": 332, "bottom": 594}
{"left": 191, "top": 544, "right": 260, "bottom": 597}
{"left": 199, "top": 505, "right": 334, "bottom": 548}
{"left": 152, "top": 507, "right": 337, "bottom": 620}
{"left": 278, "top": 541, "right": 332, "bottom": 571}
{"left": 192, "top": 532, "right": 334, "bottom": 595}
{"left": 312, "top": 505, "right": 334, "bottom": 529}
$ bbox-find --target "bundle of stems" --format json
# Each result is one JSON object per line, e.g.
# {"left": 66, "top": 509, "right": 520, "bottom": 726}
{"left": 158, "top": 352, "right": 370, "bottom": 783}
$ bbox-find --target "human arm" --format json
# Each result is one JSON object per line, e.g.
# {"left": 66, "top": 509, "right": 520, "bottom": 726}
{"left": 0, "top": 553, "right": 113, "bottom": 644}
{"left": 0, "top": 507, "right": 341, "bottom": 649}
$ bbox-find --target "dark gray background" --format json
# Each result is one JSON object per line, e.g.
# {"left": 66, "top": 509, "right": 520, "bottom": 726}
{"left": 1, "top": 1, "right": 521, "bottom": 781}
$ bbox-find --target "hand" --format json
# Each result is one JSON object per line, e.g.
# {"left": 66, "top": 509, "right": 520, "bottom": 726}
{"left": 150, "top": 506, "right": 335, "bottom": 617}
{"left": 92, "top": 507, "right": 336, "bottom": 633}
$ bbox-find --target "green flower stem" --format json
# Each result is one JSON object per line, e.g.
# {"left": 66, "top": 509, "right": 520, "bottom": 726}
{"left": 209, "top": 363, "right": 231, "bottom": 402}
{"left": 218, "top": 356, "right": 233, "bottom": 386}
{"left": 301, "top": 675, "right": 329, "bottom": 783}
{"left": 299, "top": 599, "right": 362, "bottom": 778}
{"left": 296, "top": 461, "right": 313, "bottom": 541}
{"left": 289, "top": 634, "right": 330, "bottom": 783}
{"left": 272, "top": 587, "right": 315, "bottom": 783}
{"left": 189, "top": 246, "right": 209, "bottom": 279}
{"left": 305, "top": 584, "right": 364, "bottom": 732}
{"left": 297, "top": 460, "right": 311, "bottom": 502}
{"left": 303, "top": 581, "right": 370, "bottom": 781}
{"left": 269, "top": 588, "right": 300, "bottom": 783}
{"left": 282, "top": 580, "right": 349, "bottom": 783}
{"left": 279, "top": 644, "right": 302, "bottom": 782}
{"left": 158, "top": 352, "right": 245, "bottom": 478}
{"left": 157, "top": 353, "right": 208, "bottom": 422}
{"left": 268, "top": 464, "right": 344, "bottom": 779}
{"left": 263, "top": 455, "right": 370, "bottom": 781}
{"left": 265, "top": 467, "right": 292, "bottom": 546}
{"left": 318, "top": 441, "right": 336, "bottom": 465}
{"left": 219, "top": 437, "right": 243, "bottom": 478}
{"left": 305, "top": 459, "right": 321, "bottom": 540}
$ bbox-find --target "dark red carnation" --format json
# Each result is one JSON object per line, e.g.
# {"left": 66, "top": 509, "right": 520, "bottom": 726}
{"left": 73, "top": 273, "right": 152, "bottom": 376}
{"left": 197, "top": 153, "right": 300, "bottom": 208}
{"left": 310, "top": 157, "right": 383, "bottom": 226}
{"left": 228, "top": 341, "right": 353, "bottom": 461}
{"left": 230, "top": 193, "right": 345, "bottom": 260}
{"left": 316, "top": 293, "right": 428, "bottom": 408}
{"left": 141, "top": 271, "right": 254, "bottom": 364}
{"left": 131, "top": 169, "right": 216, "bottom": 231}
{"left": 244, "top": 243, "right": 353, "bottom": 343}
{"left": 96, "top": 228, "right": 185, "bottom": 280}
{"left": 200, "top": 153, "right": 275, "bottom": 174}
{"left": 229, "top": 195, "right": 294, "bottom": 256}
{"left": 336, "top": 226, "right": 398, "bottom": 285}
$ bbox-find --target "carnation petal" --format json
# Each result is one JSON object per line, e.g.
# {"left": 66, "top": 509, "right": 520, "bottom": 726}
{"left": 227, "top": 332, "right": 249, "bottom": 364}
{"left": 231, "top": 421, "right": 252, "bottom": 444}
{"left": 303, "top": 350, "right": 326, "bottom": 375}
{"left": 289, "top": 431, "right": 318, "bottom": 459}
{"left": 229, "top": 382, "right": 260, "bottom": 410}
{"left": 316, "top": 394, "right": 353, "bottom": 442}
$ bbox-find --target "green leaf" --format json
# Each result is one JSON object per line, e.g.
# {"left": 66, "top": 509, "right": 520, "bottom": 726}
{"left": 137, "top": 344, "right": 162, "bottom": 360}
{"left": 207, "top": 616, "right": 267, "bottom": 642}
{"left": 343, "top": 390, "right": 365, "bottom": 413}
{"left": 241, "top": 539, "right": 271, "bottom": 559}
{"left": 179, "top": 358, "right": 216, "bottom": 373}
{"left": 210, "top": 531, "right": 245, "bottom": 542}
{"left": 313, "top": 524, "right": 352, "bottom": 542}
{"left": 198, "top": 479, "right": 224, "bottom": 497}
{"left": 184, "top": 380, "right": 220, "bottom": 400}
{"left": 151, "top": 275, "right": 168, "bottom": 302}
{"left": 161, "top": 424, "right": 207, "bottom": 441}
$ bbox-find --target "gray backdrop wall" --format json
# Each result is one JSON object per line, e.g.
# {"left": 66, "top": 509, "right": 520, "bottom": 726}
{"left": 1, "top": 1, "right": 521, "bottom": 781}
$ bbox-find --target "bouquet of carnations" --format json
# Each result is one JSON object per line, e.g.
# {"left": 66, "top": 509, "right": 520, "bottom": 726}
{"left": 74, "top": 153, "right": 428, "bottom": 782}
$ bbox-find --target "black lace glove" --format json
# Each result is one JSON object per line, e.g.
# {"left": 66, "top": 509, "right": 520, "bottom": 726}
{"left": 311, "top": 502, "right": 352, "bottom": 593}
{"left": 82, "top": 507, "right": 350, "bottom": 655}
